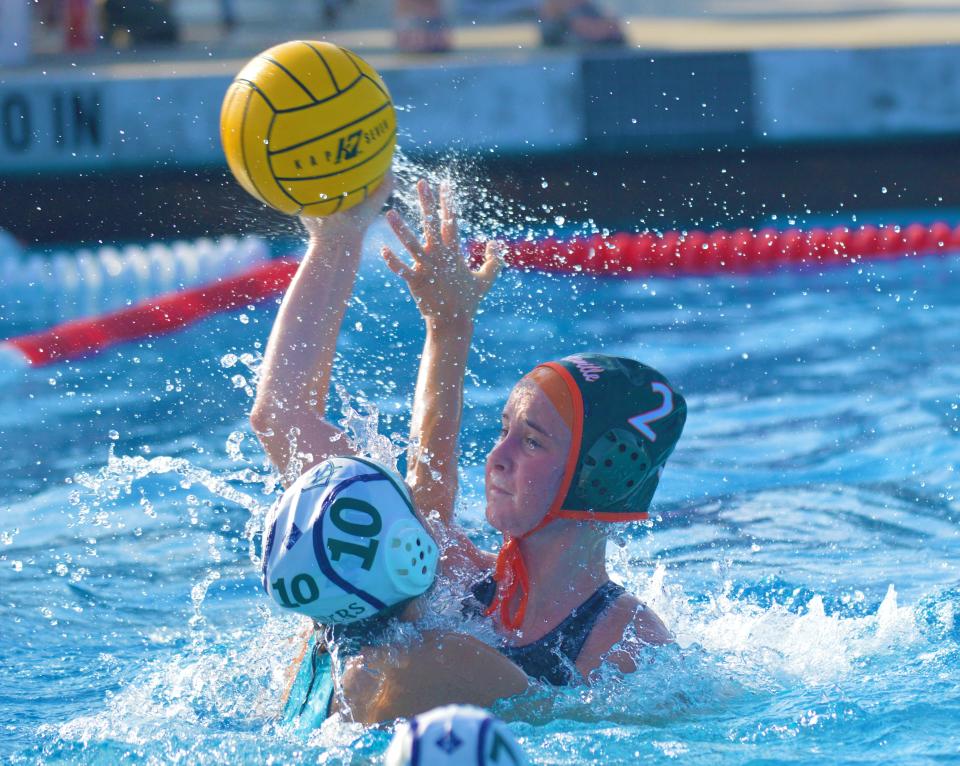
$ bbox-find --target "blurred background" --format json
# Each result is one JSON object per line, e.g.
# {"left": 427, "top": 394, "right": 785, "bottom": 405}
{"left": 7, "top": 1, "right": 960, "bottom": 58}
{"left": 2, "top": 0, "right": 960, "bottom": 243}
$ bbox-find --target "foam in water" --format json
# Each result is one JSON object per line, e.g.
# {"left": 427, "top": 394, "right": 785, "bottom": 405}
{"left": 30, "top": 362, "right": 960, "bottom": 765}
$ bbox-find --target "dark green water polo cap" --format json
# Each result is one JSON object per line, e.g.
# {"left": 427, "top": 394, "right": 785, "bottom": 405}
{"left": 536, "top": 354, "right": 687, "bottom": 521}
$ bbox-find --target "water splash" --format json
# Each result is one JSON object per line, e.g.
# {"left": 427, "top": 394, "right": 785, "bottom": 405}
{"left": 225, "top": 431, "right": 247, "bottom": 462}
{"left": 38, "top": 613, "right": 305, "bottom": 756}
{"left": 632, "top": 565, "right": 919, "bottom": 688}
{"left": 70, "top": 445, "right": 277, "bottom": 575}
{"left": 73, "top": 447, "right": 265, "bottom": 514}
{"left": 390, "top": 147, "right": 546, "bottom": 248}
{"left": 334, "top": 384, "right": 407, "bottom": 471}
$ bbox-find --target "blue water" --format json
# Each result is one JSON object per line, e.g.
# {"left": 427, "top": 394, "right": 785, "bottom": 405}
{"left": 1, "top": 222, "right": 959, "bottom": 764}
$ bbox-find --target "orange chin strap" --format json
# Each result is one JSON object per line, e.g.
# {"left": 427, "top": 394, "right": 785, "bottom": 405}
{"left": 483, "top": 502, "right": 651, "bottom": 631}
{"left": 483, "top": 513, "right": 553, "bottom": 630}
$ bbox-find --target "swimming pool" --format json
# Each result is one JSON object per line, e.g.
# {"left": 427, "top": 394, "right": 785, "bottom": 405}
{"left": 2, "top": 218, "right": 959, "bottom": 764}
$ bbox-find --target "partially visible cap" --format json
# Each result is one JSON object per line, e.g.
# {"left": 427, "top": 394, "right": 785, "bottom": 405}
{"left": 261, "top": 456, "right": 438, "bottom": 625}
{"left": 536, "top": 354, "right": 687, "bottom": 521}
{"left": 385, "top": 705, "right": 528, "bottom": 766}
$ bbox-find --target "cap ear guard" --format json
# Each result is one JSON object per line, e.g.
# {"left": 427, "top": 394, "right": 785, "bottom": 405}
{"left": 384, "top": 519, "right": 438, "bottom": 596}
{"left": 576, "top": 427, "right": 652, "bottom": 511}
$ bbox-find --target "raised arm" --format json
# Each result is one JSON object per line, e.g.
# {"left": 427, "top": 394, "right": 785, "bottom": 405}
{"left": 250, "top": 179, "right": 392, "bottom": 484}
{"left": 380, "top": 181, "right": 500, "bottom": 551}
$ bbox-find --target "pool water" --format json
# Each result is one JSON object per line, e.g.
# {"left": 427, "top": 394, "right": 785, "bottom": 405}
{"left": 1, "top": 220, "right": 959, "bottom": 765}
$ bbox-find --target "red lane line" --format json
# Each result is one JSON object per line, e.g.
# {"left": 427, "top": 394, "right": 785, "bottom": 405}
{"left": 6, "top": 259, "right": 299, "bottom": 367}
{"left": 482, "top": 224, "right": 957, "bottom": 275}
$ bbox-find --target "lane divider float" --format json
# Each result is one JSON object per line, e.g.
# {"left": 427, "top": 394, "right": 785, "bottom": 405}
{"left": 0, "top": 259, "right": 297, "bottom": 374}
{"left": 0, "top": 236, "right": 269, "bottom": 325}
{"left": 1, "top": 222, "right": 957, "bottom": 374}
{"left": 468, "top": 222, "right": 960, "bottom": 275}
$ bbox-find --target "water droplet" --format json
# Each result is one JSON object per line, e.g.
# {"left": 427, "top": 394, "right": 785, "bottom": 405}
{"left": 226, "top": 431, "right": 246, "bottom": 461}
{"left": 108, "top": 430, "right": 119, "bottom": 440}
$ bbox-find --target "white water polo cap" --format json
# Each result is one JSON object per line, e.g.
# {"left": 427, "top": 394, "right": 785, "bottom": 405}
{"left": 261, "top": 456, "right": 438, "bottom": 625}
{"left": 385, "top": 705, "right": 528, "bottom": 766}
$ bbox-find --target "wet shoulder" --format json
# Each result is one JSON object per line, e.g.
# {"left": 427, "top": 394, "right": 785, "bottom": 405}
{"left": 575, "top": 592, "right": 673, "bottom": 677}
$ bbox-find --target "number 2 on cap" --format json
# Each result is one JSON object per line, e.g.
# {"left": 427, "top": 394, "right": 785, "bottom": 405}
{"left": 628, "top": 382, "right": 674, "bottom": 442}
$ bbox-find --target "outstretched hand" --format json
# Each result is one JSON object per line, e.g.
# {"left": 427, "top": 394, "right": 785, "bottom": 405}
{"left": 382, "top": 179, "right": 501, "bottom": 326}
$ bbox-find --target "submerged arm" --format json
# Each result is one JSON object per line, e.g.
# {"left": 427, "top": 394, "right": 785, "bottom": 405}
{"left": 250, "top": 179, "right": 392, "bottom": 483}
{"left": 332, "top": 630, "right": 528, "bottom": 725}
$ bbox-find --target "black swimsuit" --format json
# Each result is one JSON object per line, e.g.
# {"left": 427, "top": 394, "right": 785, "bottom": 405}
{"left": 464, "top": 575, "right": 626, "bottom": 686}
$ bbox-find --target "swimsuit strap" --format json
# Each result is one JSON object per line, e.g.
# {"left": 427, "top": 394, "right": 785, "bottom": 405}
{"left": 467, "top": 576, "right": 626, "bottom": 685}
{"left": 282, "top": 630, "right": 336, "bottom": 730}
{"left": 531, "top": 580, "right": 627, "bottom": 666}
{"left": 294, "top": 631, "right": 329, "bottom": 719}
{"left": 468, "top": 573, "right": 498, "bottom": 610}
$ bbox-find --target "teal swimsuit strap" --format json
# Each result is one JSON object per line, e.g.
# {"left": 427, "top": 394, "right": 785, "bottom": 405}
{"left": 282, "top": 632, "right": 336, "bottom": 730}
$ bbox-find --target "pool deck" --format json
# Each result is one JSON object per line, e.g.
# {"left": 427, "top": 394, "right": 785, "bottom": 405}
{"left": 26, "top": 0, "right": 960, "bottom": 62}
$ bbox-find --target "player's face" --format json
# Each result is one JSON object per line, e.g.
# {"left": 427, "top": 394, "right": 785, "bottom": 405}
{"left": 485, "top": 380, "right": 572, "bottom": 536}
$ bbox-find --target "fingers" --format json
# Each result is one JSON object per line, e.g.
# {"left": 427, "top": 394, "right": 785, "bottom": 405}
{"left": 439, "top": 181, "right": 460, "bottom": 249}
{"left": 418, "top": 179, "right": 442, "bottom": 251}
{"left": 381, "top": 246, "right": 415, "bottom": 282}
{"left": 386, "top": 209, "right": 425, "bottom": 264}
{"left": 476, "top": 240, "right": 504, "bottom": 291}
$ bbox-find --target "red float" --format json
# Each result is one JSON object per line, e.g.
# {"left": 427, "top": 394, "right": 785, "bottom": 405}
{"left": 2, "top": 259, "right": 298, "bottom": 370}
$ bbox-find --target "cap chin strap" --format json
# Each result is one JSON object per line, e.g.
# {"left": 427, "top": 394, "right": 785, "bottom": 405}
{"left": 483, "top": 512, "right": 557, "bottom": 631}
{"left": 482, "top": 506, "right": 650, "bottom": 631}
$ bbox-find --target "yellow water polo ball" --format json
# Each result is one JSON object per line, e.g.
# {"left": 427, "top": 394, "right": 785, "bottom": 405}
{"left": 220, "top": 41, "right": 396, "bottom": 217}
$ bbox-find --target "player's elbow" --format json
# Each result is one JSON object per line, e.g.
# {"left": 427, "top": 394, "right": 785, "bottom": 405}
{"left": 250, "top": 401, "right": 290, "bottom": 470}
{"left": 249, "top": 399, "right": 275, "bottom": 445}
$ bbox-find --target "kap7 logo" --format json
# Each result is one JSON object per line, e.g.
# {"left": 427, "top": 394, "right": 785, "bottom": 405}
{"left": 333, "top": 129, "right": 362, "bottom": 164}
